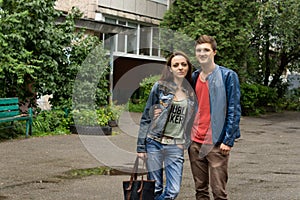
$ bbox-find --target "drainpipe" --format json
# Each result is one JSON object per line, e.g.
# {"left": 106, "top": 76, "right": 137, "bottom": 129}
{"left": 109, "top": 36, "right": 115, "bottom": 106}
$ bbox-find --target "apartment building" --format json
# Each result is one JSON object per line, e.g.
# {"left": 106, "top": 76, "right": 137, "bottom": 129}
{"left": 55, "top": 0, "right": 172, "bottom": 103}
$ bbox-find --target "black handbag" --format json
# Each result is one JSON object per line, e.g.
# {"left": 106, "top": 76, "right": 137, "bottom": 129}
{"left": 123, "top": 157, "right": 155, "bottom": 200}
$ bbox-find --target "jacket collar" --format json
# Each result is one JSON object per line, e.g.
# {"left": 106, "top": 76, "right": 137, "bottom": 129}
{"left": 158, "top": 80, "right": 191, "bottom": 95}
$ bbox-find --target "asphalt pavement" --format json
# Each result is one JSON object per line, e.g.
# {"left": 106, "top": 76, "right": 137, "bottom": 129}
{"left": 0, "top": 111, "right": 299, "bottom": 200}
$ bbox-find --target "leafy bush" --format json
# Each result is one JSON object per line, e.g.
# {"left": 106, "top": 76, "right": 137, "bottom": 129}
{"left": 71, "top": 104, "right": 125, "bottom": 127}
{"left": 127, "top": 101, "right": 146, "bottom": 113}
{"left": 72, "top": 43, "right": 110, "bottom": 110}
{"left": 139, "top": 75, "right": 160, "bottom": 104}
{"left": 240, "top": 83, "right": 279, "bottom": 116}
{"left": 32, "top": 109, "right": 71, "bottom": 136}
{"left": 0, "top": 121, "right": 27, "bottom": 140}
{"left": 283, "top": 88, "right": 300, "bottom": 111}
{"left": 129, "top": 75, "right": 160, "bottom": 112}
{"left": 106, "top": 104, "right": 126, "bottom": 121}
{"left": 1, "top": 109, "right": 71, "bottom": 139}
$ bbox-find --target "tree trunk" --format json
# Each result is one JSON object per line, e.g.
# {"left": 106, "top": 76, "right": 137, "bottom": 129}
{"left": 263, "top": 39, "right": 271, "bottom": 86}
{"left": 269, "top": 52, "right": 288, "bottom": 88}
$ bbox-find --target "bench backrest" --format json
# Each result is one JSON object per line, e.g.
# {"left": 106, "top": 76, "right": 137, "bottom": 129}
{"left": 0, "top": 98, "right": 20, "bottom": 118}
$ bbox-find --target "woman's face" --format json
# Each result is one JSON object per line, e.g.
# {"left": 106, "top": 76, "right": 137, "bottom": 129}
{"left": 170, "top": 55, "right": 189, "bottom": 80}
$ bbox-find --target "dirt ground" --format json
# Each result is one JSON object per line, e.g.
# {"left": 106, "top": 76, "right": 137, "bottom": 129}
{"left": 0, "top": 111, "right": 299, "bottom": 200}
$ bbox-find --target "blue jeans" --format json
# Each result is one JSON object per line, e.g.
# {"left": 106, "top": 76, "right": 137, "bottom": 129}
{"left": 146, "top": 138, "right": 184, "bottom": 200}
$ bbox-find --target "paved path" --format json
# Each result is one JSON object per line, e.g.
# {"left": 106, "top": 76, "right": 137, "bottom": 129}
{"left": 0, "top": 111, "right": 300, "bottom": 199}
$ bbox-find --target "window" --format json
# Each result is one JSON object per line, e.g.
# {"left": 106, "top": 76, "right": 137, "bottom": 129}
{"left": 117, "top": 33, "right": 126, "bottom": 52}
{"left": 104, "top": 33, "right": 115, "bottom": 51}
{"left": 105, "top": 17, "right": 116, "bottom": 24}
{"left": 152, "top": 28, "right": 159, "bottom": 56}
{"left": 118, "top": 20, "right": 126, "bottom": 26}
{"left": 139, "top": 26, "right": 151, "bottom": 56}
{"left": 150, "top": 0, "right": 168, "bottom": 5}
{"left": 102, "top": 17, "right": 162, "bottom": 57}
{"left": 117, "top": 20, "right": 127, "bottom": 52}
{"left": 127, "top": 23, "right": 137, "bottom": 54}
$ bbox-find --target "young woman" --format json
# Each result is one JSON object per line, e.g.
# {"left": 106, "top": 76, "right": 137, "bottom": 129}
{"left": 136, "top": 51, "right": 196, "bottom": 200}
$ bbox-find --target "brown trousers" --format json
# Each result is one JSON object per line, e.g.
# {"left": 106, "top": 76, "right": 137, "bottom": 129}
{"left": 188, "top": 141, "right": 229, "bottom": 200}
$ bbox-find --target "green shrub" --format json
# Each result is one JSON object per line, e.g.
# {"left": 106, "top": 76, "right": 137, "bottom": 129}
{"left": 71, "top": 104, "right": 125, "bottom": 126}
{"left": 283, "top": 88, "right": 300, "bottom": 111}
{"left": 127, "top": 101, "right": 146, "bottom": 113}
{"left": 240, "top": 83, "right": 279, "bottom": 116}
{"left": 32, "top": 109, "right": 71, "bottom": 136}
{"left": 139, "top": 75, "right": 160, "bottom": 104}
{"left": 129, "top": 75, "right": 160, "bottom": 112}
{"left": 0, "top": 121, "right": 26, "bottom": 140}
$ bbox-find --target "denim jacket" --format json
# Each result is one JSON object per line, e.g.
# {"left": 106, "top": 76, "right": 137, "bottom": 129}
{"left": 192, "top": 65, "right": 241, "bottom": 147}
{"left": 137, "top": 80, "right": 196, "bottom": 153}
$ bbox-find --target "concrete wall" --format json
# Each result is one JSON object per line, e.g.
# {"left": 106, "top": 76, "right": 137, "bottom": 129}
{"left": 98, "top": 0, "right": 167, "bottom": 19}
{"left": 55, "top": 0, "right": 97, "bottom": 19}
{"left": 55, "top": 0, "right": 168, "bottom": 24}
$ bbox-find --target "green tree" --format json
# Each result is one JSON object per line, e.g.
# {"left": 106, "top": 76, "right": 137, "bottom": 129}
{"left": 160, "top": 0, "right": 258, "bottom": 75}
{"left": 0, "top": 0, "right": 109, "bottom": 109}
{"left": 160, "top": 0, "right": 300, "bottom": 114}
{"left": 252, "top": 0, "right": 300, "bottom": 93}
{"left": 0, "top": 3, "right": 41, "bottom": 100}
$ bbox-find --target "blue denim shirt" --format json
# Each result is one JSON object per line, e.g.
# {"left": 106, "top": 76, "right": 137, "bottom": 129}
{"left": 192, "top": 65, "right": 241, "bottom": 147}
{"left": 137, "top": 80, "right": 196, "bottom": 153}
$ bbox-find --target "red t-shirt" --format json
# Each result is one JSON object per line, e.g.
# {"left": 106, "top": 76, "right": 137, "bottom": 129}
{"left": 191, "top": 76, "right": 213, "bottom": 144}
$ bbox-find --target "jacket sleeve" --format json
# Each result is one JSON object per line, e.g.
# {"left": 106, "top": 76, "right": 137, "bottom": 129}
{"left": 136, "top": 82, "right": 159, "bottom": 152}
{"left": 223, "top": 71, "right": 241, "bottom": 147}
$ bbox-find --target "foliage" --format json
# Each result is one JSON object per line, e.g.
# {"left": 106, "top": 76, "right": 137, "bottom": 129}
{"left": 71, "top": 104, "right": 125, "bottom": 127}
{"left": 0, "top": 121, "right": 27, "bottom": 140}
{"left": 32, "top": 109, "right": 71, "bottom": 136}
{"left": 0, "top": 1, "right": 43, "bottom": 103}
{"left": 0, "top": 0, "right": 109, "bottom": 111}
{"left": 139, "top": 75, "right": 160, "bottom": 103}
{"left": 72, "top": 43, "right": 110, "bottom": 110}
{"left": 161, "top": 0, "right": 258, "bottom": 74}
{"left": 128, "top": 75, "right": 160, "bottom": 112}
{"left": 127, "top": 101, "right": 146, "bottom": 113}
{"left": 65, "top": 167, "right": 113, "bottom": 178}
{"left": 71, "top": 109, "right": 99, "bottom": 126}
{"left": 107, "top": 103, "right": 126, "bottom": 121}
{"left": 252, "top": 0, "right": 300, "bottom": 89}
{"left": 283, "top": 88, "right": 300, "bottom": 111}
{"left": 240, "top": 83, "right": 279, "bottom": 116}
{"left": 161, "top": 0, "right": 300, "bottom": 112}
{"left": 1, "top": 109, "right": 71, "bottom": 139}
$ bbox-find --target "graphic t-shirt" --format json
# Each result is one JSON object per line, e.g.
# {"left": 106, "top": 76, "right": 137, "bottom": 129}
{"left": 191, "top": 76, "right": 213, "bottom": 144}
{"left": 163, "top": 99, "right": 187, "bottom": 140}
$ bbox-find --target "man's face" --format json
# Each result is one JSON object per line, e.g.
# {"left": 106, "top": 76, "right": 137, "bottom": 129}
{"left": 195, "top": 43, "right": 216, "bottom": 65}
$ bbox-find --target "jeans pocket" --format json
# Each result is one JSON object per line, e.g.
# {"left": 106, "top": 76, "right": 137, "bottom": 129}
{"left": 146, "top": 137, "right": 154, "bottom": 144}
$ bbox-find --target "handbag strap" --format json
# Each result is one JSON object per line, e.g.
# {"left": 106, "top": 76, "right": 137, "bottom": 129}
{"left": 126, "top": 156, "right": 147, "bottom": 197}
{"left": 126, "top": 156, "right": 145, "bottom": 200}
{"left": 132, "top": 156, "right": 140, "bottom": 180}
{"left": 126, "top": 157, "right": 141, "bottom": 190}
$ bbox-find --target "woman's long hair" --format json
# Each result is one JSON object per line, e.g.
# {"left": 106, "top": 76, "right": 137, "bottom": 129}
{"left": 160, "top": 51, "right": 193, "bottom": 89}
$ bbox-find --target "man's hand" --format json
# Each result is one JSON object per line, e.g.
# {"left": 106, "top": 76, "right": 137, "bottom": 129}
{"left": 153, "top": 108, "right": 162, "bottom": 119}
{"left": 220, "top": 143, "right": 231, "bottom": 155}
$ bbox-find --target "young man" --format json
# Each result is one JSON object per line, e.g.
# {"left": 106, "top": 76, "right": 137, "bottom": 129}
{"left": 188, "top": 35, "right": 241, "bottom": 200}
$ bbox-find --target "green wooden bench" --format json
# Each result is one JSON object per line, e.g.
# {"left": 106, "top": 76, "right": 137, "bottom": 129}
{"left": 0, "top": 97, "right": 33, "bottom": 138}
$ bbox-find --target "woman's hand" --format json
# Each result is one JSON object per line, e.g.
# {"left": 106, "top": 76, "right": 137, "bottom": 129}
{"left": 137, "top": 152, "right": 147, "bottom": 160}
